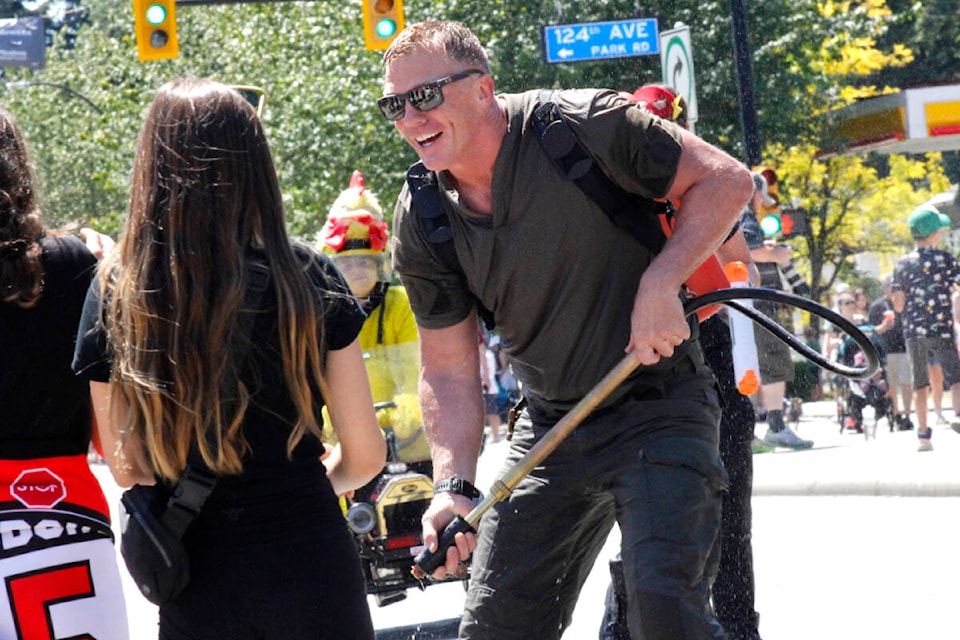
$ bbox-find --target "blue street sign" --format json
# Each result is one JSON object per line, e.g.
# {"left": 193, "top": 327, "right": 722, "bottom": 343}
{"left": 542, "top": 19, "right": 659, "bottom": 64}
{"left": 0, "top": 16, "right": 45, "bottom": 69}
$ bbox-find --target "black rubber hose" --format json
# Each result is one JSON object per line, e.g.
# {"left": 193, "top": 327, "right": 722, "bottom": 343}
{"left": 684, "top": 287, "right": 881, "bottom": 381}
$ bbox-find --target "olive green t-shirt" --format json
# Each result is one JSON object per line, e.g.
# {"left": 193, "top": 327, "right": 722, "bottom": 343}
{"left": 393, "top": 88, "right": 691, "bottom": 415}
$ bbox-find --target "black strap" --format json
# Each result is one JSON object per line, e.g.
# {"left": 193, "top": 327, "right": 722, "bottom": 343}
{"left": 408, "top": 92, "right": 675, "bottom": 332}
{"left": 530, "top": 90, "right": 667, "bottom": 256}
{"left": 376, "top": 283, "right": 388, "bottom": 344}
{"left": 406, "top": 163, "right": 496, "bottom": 329}
{"left": 159, "top": 260, "right": 271, "bottom": 537}
{"left": 358, "top": 281, "right": 390, "bottom": 345}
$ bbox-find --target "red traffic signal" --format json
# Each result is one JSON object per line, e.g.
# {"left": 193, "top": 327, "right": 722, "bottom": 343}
{"left": 780, "top": 208, "right": 808, "bottom": 238}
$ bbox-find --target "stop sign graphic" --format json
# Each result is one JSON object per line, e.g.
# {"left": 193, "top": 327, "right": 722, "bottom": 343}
{"left": 11, "top": 468, "right": 67, "bottom": 509}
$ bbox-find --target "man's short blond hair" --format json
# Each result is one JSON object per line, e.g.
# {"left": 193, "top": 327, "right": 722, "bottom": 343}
{"left": 383, "top": 20, "right": 491, "bottom": 75}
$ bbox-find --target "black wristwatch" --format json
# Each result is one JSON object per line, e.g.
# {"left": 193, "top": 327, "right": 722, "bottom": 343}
{"left": 434, "top": 476, "right": 482, "bottom": 500}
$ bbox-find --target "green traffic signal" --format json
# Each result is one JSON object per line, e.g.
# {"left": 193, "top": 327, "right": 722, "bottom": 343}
{"left": 376, "top": 18, "right": 397, "bottom": 38}
{"left": 760, "top": 214, "right": 782, "bottom": 237}
{"left": 363, "top": 0, "right": 403, "bottom": 50}
{"left": 145, "top": 4, "right": 167, "bottom": 26}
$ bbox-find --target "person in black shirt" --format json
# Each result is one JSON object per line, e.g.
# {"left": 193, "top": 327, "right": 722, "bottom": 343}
{"left": 72, "top": 79, "right": 385, "bottom": 639}
{"left": 741, "top": 174, "right": 813, "bottom": 450}
{"left": 868, "top": 273, "right": 914, "bottom": 431}
{"left": 892, "top": 205, "right": 960, "bottom": 452}
{"left": 0, "top": 106, "right": 130, "bottom": 638}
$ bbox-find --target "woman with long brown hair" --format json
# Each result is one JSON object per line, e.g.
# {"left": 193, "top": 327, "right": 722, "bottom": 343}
{"left": 0, "top": 106, "right": 129, "bottom": 638}
{"left": 73, "top": 79, "right": 384, "bottom": 639}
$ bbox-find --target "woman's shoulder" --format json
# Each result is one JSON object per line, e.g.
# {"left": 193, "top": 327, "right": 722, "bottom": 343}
{"left": 289, "top": 242, "right": 338, "bottom": 281}
{"left": 41, "top": 232, "right": 96, "bottom": 266}
{"left": 40, "top": 233, "right": 97, "bottom": 287}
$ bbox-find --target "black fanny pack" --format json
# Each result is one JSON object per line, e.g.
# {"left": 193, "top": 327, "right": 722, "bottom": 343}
{"left": 119, "top": 464, "right": 217, "bottom": 605}
{"left": 118, "top": 259, "right": 270, "bottom": 605}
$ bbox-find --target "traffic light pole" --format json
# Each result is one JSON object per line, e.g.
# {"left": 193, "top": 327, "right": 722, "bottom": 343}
{"left": 729, "top": 0, "right": 762, "bottom": 167}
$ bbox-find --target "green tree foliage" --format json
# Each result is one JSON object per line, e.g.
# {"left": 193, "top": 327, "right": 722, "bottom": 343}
{"left": 1, "top": 0, "right": 957, "bottom": 258}
{"left": 772, "top": 143, "right": 949, "bottom": 313}
{"left": 2, "top": 0, "right": 414, "bottom": 238}
{"left": 870, "top": 0, "right": 960, "bottom": 90}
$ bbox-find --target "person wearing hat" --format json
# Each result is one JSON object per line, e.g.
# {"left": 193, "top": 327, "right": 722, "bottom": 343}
{"left": 892, "top": 204, "right": 960, "bottom": 451}
{"left": 741, "top": 172, "right": 813, "bottom": 450}
{"left": 319, "top": 171, "right": 430, "bottom": 465}
{"left": 598, "top": 84, "right": 767, "bottom": 640}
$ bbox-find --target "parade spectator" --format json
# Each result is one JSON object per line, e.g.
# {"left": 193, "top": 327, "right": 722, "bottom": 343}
{"left": 833, "top": 289, "right": 891, "bottom": 435}
{"left": 382, "top": 20, "right": 752, "bottom": 639}
{"left": 868, "top": 273, "right": 914, "bottom": 431}
{"left": 598, "top": 83, "right": 765, "bottom": 640}
{"left": 0, "top": 106, "right": 129, "bottom": 639}
{"left": 854, "top": 287, "right": 871, "bottom": 318}
{"left": 478, "top": 330, "right": 503, "bottom": 443}
{"left": 73, "top": 79, "right": 384, "bottom": 638}
{"left": 489, "top": 334, "right": 521, "bottom": 422}
{"left": 892, "top": 204, "right": 960, "bottom": 451}
{"left": 742, "top": 172, "right": 813, "bottom": 449}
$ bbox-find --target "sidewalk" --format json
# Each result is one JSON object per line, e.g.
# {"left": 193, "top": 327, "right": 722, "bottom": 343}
{"left": 751, "top": 400, "right": 960, "bottom": 497}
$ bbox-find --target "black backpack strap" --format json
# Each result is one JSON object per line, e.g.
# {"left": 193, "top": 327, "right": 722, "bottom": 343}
{"left": 531, "top": 90, "right": 668, "bottom": 256}
{"left": 160, "top": 260, "right": 271, "bottom": 536}
{"left": 406, "top": 162, "right": 496, "bottom": 330}
{"left": 406, "top": 163, "right": 458, "bottom": 270}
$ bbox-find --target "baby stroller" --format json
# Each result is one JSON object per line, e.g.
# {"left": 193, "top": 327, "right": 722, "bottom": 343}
{"left": 835, "top": 326, "right": 894, "bottom": 435}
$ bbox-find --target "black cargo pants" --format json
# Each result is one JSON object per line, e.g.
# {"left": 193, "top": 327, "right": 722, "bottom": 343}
{"left": 460, "top": 348, "right": 727, "bottom": 640}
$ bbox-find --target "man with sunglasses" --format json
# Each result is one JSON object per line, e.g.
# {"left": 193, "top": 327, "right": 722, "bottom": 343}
{"left": 383, "top": 20, "right": 753, "bottom": 640}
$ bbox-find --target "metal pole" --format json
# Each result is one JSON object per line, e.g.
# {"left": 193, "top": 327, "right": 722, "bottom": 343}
{"left": 729, "top": 0, "right": 762, "bottom": 167}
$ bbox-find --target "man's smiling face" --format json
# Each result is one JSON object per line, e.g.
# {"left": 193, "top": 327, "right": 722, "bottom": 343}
{"left": 383, "top": 50, "right": 485, "bottom": 175}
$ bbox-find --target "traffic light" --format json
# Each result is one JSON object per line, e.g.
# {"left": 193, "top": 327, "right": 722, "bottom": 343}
{"left": 761, "top": 208, "right": 808, "bottom": 239}
{"left": 780, "top": 208, "right": 808, "bottom": 238}
{"left": 362, "top": 0, "right": 404, "bottom": 51}
{"left": 760, "top": 211, "right": 782, "bottom": 238}
{"left": 133, "top": 0, "right": 179, "bottom": 61}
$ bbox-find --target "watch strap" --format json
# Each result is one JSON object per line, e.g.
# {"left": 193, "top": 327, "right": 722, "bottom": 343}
{"left": 434, "top": 476, "right": 482, "bottom": 500}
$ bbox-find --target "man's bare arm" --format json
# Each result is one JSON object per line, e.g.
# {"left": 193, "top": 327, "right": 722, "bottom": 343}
{"left": 417, "top": 313, "right": 485, "bottom": 577}
{"left": 628, "top": 132, "right": 753, "bottom": 364}
{"left": 419, "top": 315, "right": 485, "bottom": 482}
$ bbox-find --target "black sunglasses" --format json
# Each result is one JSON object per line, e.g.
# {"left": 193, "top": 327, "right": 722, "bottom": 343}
{"left": 377, "top": 69, "right": 485, "bottom": 121}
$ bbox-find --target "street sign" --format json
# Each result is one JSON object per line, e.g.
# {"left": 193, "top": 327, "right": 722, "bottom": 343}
{"left": 542, "top": 19, "right": 658, "bottom": 64}
{"left": 0, "top": 16, "right": 45, "bottom": 69}
{"left": 659, "top": 25, "right": 698, "bottom": 127}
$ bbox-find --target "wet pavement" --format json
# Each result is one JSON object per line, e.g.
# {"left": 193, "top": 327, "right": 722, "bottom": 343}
{"left": 97, "top": 399, "right": 959, "bottom": 639}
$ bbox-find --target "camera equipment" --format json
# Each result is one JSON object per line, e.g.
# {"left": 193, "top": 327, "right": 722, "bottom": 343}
{"left": 345, "top": 415, "right": 464, "bottom": 606}
{"left": 780, "top": 259, "right": 810, "bottom": 296}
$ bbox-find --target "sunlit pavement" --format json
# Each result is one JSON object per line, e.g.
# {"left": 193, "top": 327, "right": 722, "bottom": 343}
{"left": 95, "top": 399, "right": 959, "bottom": 639}
{"left": 752, "top": 400, "right": 960, "bottom": 496}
